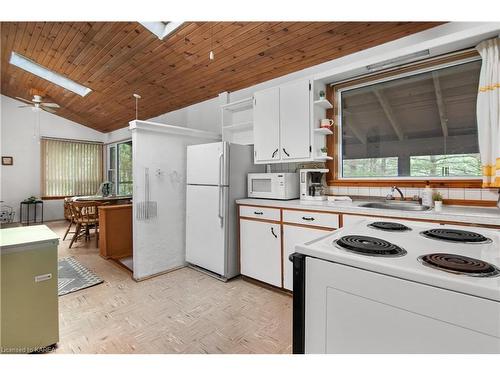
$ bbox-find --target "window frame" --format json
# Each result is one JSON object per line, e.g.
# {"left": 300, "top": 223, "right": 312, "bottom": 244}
{"left": 106, "top": 139, "right": 133, "bottom": 196}
{"left": 327, "top": 49, "right": 483, "bottom": 188}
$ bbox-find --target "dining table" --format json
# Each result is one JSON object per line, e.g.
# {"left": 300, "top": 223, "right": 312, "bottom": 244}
{"left": 72, "top": 195, "right": 132, "bottom": 203}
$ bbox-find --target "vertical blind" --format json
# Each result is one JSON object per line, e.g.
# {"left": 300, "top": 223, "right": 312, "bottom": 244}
{"left": 41, "top": 138, "right": 103, "bottom": 197}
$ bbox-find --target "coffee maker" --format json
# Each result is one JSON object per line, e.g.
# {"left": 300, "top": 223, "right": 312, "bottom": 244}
{"left": 299, "top": 169, "right": 329, "bottom": 201}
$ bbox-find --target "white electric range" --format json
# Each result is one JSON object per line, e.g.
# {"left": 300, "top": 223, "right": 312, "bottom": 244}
{"left": 290, "top": 219, "right": 500, "bottom": 354}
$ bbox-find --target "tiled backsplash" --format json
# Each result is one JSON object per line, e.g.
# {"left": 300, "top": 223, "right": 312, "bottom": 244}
{"left": 329, "top": 185, "right": 499, "bottom": 202}
{"left": 267, "top": 163, "right": 499, "bottom": 203}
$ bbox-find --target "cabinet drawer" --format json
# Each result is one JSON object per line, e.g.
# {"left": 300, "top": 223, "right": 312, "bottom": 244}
{"left": 283, "top": 209, "right": 339, "bottom": 228}
{"left": 239, "top": 206, "right": 280, "bottom": 221}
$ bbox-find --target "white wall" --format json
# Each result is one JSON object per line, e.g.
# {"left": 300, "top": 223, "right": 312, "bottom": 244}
{"left": 129, "top": 121, "right": 220, "bottom": 280}
{"left": 149, "top": 96, "right": 223, "bottom": 133}
{"left": 0, "top": 95, "right": 105, "bottom": 222}
{"left": 104, "top": 126, "right": 131, "bottom": 144}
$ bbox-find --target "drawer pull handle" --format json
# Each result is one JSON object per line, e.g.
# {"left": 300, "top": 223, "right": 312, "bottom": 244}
{"left": 282, "top": 148, "right": 290, "bottom": 157}
{"left": 302, "top": 216, "right": 315, "bottom": 221}
{"left": 254, "top": 211, "right": 264, "bottom": 215}
{"left": 272, "top": 148, "right": 278, "bottom": 158}
{"left": 271, "top": 227, "right": 278, "bottom": 238}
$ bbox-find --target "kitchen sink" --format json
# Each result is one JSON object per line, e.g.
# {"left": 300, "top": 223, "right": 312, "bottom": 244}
{"left": 358, "top": 201, "right": 431, "bottom": 211}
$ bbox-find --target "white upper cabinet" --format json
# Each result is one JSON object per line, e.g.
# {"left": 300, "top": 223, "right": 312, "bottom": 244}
{"left": 253, "top": 87, "right": 280, "bottom": 163}
{"left": 280, "top": 80, "right": 311, "bottom": 161}
{"left": 253, "top": 79, "right": 312, "bottom": 164}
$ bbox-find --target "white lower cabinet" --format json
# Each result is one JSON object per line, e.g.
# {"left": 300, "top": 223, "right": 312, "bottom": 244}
{"left": 283, "top": 224, "right": 331, "bottom": 291}
{"left": 240, "top": 219, "right": 282, "bottom": 287}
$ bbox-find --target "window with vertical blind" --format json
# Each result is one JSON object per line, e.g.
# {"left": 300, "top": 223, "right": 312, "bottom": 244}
{"left": 41, "top": 138, "right": 103, "bottom": 197}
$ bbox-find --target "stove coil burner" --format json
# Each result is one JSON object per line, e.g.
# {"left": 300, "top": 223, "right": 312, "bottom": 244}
{"left": 368, "top": 221, "right": 411, "bottom": 232}
{"left": 419, "top": 253, "right": 500, "bottom": 277}
{"left": 420, "top": 228, "right": 492, "bottom": 244}
{"left": 335, "top": 235, "right": 407, "bottom": 257}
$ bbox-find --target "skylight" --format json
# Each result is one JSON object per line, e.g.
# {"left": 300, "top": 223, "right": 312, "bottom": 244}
{"left": 139, "top": 22, "right": 183, "bottom": 40}
{"left": 9, "top": 52, "right": 92, "bottom": 97}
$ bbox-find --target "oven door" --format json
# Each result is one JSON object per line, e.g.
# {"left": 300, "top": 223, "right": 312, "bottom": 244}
{"left": 304, "top": 257, "right": 500, "bottom": 354}
{"left": 290, "top": 252, "right": 307, "bottom": 354}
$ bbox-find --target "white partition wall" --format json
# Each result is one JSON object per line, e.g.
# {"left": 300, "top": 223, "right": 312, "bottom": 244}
{"left": 129, "top": 120, "right": 220, "bottom": 280}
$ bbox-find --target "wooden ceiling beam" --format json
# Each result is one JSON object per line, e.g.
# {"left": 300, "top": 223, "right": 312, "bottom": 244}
{"left": 343, "top": 113, "right": 367, "bottom": 145}
{"left": 432, "top": 71, "right": 449, "bottom": 137}
{"left": 373, "top": 88, "right": 405, "bottom": 141}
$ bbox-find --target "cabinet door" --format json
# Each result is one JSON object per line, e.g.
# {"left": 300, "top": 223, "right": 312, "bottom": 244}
{"left": 280, "top": 80, "right": 311, "bottom": 160}
{"left": 253, "top": 87, "right": 280, "bottom": 163}
{"left": 283, "top": 224, "right": 330, "bottom": 291}
{"left": 240, "top": 219, "right": 282, "bottom": 287}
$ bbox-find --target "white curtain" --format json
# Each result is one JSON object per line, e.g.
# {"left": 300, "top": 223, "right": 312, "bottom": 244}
{"left": 41, "top": 138, "right": 103, "bottom": 197}
{"left": 476, "top": 37, "right": 500, "bottom": 188}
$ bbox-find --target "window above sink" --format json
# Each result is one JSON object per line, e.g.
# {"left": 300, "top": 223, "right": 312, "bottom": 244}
{"left": 326, "top": 49, "right": 484, "bottom": 189}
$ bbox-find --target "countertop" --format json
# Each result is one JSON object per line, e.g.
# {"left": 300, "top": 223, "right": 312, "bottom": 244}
{"left": 1, "top": 225, "right": 59, "bottom": 253}
{"left": 235, "top": 198, "right": 500, "bottom": 226}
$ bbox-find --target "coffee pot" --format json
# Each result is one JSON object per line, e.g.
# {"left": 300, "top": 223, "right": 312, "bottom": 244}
{"left": 300, "top": 169, "right": 329, "bottom": 201}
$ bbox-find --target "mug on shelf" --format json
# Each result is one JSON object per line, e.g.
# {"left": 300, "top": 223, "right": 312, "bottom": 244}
{"left": 320, "top": 119, "right": 334, "bottom": 128}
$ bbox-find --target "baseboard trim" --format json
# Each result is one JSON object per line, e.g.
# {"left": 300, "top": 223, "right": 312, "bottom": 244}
{"left": 187, "top": 263, "right": 229, "bottom": 282}
{"left": 133, "top": 265, "right": 186, "bottom": 282}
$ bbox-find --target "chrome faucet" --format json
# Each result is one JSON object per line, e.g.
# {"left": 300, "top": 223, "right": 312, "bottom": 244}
{"left": 386, "top": 186, "right": 404, "bottom": 201}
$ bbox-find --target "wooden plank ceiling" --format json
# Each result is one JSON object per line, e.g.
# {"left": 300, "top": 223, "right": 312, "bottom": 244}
{"left": 0, "top": 22, "right": 443, "bottom": 133}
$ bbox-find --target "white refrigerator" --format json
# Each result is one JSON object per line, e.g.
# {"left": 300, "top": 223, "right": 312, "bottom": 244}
{"left": 186, "top": 141, "right": 261, "bottom": 279}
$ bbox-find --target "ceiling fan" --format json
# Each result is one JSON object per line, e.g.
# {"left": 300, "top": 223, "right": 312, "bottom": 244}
{"left": 16, "top": 94, "right": 60, "bottom": 114}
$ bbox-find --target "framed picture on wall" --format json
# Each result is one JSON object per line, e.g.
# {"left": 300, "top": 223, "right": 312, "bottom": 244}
{"left": 1, "top": 156, "right": 13, "bottom": 166}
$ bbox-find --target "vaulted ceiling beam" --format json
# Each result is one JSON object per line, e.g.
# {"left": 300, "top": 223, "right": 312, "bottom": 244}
{"left": 432, "top": 71, "right": 449, "bottom": 137}
{"left": 373, "top": 88, "right": 404, "bottom": 141}
{"left": 342, "top": 111, "right": 367, "bottom": 144}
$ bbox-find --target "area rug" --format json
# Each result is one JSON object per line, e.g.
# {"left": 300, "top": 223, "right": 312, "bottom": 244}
{"left": 58, "top": 257, "right": 103, "bottom": 296}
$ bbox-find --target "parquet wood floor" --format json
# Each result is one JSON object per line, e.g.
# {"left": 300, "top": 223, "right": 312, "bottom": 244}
{"left": 48, "top": 221, "right": 292, "bottom": 354}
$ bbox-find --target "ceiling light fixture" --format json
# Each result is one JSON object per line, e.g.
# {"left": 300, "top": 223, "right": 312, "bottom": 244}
{"left": 366, "top": 49, "right": 430, "bottom": 72}
{"left": 140, "top": 22, "right": 184, "bottom": 40}
{"left": 9, "top": 52, "right": 92, "bottom": 97}
{"left": 133, "top": 93, "right": 141, "bottom": 120}
{"left": 209, "top": 24, "right": 215, "bottom": 61}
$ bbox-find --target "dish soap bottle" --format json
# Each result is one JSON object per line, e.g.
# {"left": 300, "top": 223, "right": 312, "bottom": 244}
{"left": 422, "top": 181, "right": 433, "bottom": 207}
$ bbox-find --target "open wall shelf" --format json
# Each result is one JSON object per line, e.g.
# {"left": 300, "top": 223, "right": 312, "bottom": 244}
{"left": 314, "top": 127, "right": 333, "bottom": 135}
{"left": 220, "top": 97, "right": 253, "bottom": 112}
{"left": 221, "top": 96, "right": 254, "bottom": 145}
{"left": 313, "top": 98, "right": 333, "bottom": 109}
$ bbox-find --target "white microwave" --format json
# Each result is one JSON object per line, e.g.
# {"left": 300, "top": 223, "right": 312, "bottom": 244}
{"left": 247, "top": 173, "right": 299, "bottom": 200}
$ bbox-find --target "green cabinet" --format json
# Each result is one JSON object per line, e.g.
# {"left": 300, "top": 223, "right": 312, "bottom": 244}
{"left": 1, "top": 225, "right": 59, "bottom": 353}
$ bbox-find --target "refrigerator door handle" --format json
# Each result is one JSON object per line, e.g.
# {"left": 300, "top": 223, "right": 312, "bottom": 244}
{"left": 218, "top": 186, "right": 224, "bottom": 226}
{"left": 218, "top": 152, "right": 224, "bottom": 186}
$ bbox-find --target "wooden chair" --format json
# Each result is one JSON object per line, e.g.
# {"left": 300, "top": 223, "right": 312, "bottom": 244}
{"left": 63, "top": 198, "right": 76, "bottom": 240}
{"left": 68, "top": 201, "right": 100, "bottom": 248}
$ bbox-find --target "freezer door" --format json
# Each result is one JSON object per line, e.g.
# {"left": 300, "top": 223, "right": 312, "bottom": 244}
{"left": 186, "top": 142, "right": 229, "bottom": 186}
{"left": 186, "top": 185, "right": 228, "bottom": 276}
